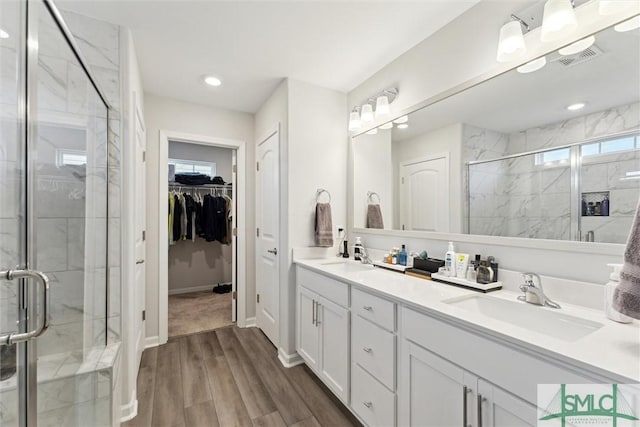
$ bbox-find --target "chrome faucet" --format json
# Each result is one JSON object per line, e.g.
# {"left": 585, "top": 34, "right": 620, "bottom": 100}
{"left": 357, "top": 244, "right": 371, "bottom": 264}
{"left": 517, "top": 273, "right": 561, "bottom": 309}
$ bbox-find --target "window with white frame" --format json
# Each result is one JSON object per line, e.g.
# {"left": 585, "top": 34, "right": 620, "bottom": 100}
{"left": 534, "top": 134, "right": 640, "bottom": 166}
{"left": 56, "top": 149, "right": 87, "bottom": 166}
{"left": 169, "top": 158, "right": 216, "bottom": 177}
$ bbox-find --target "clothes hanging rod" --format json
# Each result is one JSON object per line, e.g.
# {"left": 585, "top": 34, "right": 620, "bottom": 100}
{"left": 168, "top": 183, "right": 232, "bottom": 189}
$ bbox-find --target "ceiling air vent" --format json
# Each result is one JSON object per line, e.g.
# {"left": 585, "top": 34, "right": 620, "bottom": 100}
{"left": 552, "top": 45, "right": 604, "bottom": 68}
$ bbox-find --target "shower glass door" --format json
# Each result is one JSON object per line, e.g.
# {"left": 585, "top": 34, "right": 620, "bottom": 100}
{"left": 1, "top": 0, "right": 109, "bottom": 425}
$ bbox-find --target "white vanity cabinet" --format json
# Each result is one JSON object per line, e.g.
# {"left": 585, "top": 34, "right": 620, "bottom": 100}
{"left": 296, "top": 267, "right": 350, "bottom": 402}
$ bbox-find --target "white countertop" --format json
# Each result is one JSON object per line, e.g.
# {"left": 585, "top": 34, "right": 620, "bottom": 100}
{"left": 294, "top": 257, "right": 640, "bottom": 383}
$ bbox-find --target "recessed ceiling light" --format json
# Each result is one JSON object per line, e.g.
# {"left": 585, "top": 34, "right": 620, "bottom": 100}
{"left": 365, "top": 128, "right": 378, "bottom": 135}
{"left": 397, "top": 124, "right": 409, "bottom": 129}
{"left": 517, "top": 56, "right": 547, "bottom": 74}
{"left": 204, "top": 76, "right": 222, "bottom": 87}
{"left": 379, "top": 122, "right": 393, "bottom": 130}
{"left": 0, "top": 29, "right": 9, "bottom": 39}
{"left": 614, "top": 15, "right": 640, "bottom": 32}
{"left": 393, "top": 115, "right": 408, "bottom": 124}
{"left": 567, "top": 102, "right": 585, "bottom": 111}
{"left": 558, "top": 36, "right": 595, "bottom": 56}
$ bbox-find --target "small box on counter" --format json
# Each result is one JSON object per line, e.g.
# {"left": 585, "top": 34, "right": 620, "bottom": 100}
{"left": 412, "top": 258, "right": 445, "bottom": 273}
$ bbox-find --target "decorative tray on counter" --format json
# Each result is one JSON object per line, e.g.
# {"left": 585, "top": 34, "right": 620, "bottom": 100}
{"left": 372, "top": 261, "right": 409, "bottom": 272}
{"left": 431, "top": 273, "right": 502, "bottom": 292}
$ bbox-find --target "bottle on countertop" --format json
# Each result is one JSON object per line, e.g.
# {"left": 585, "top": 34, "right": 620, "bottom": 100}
{"left": 399, "top": 245, "right": 408, "bottom": 266}
{"left": 392, "top": 250, "right": 398, "bottom": 265}
{"left": 582, "top": 195, "right": 587, "bottom": 216}
{"left": 466, "top": 264, "right": 477, "bottom": 282}
{"left": 342, "top": 240, "right": 349, "bottom": 258}
{"left": 605, "top": 264, "right": 633, "bottom": 323}
{"left": 445, "top": 242, "right": 456, "bottom": 277}
{"left": 353, "top": 237, "right": 363, "bottom": 261}
{"left": 595, "top": 201, "right": 601, "bottom": 216}
{"left": 488, "top": 256, "right": 499, "bottom": 282}
{"left": 601, "top": 194, "right": 610, "bottom": 216}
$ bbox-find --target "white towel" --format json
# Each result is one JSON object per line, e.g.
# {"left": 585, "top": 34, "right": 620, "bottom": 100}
{"left": 613, "top": 197, "right": 640, "bottom": 319}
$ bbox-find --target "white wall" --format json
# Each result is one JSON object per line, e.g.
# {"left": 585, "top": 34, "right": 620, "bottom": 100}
{"left": 392, "top": 123, "right": 462, "bottom": 231}
{"left": 255, "top": 79, "right": 347, "bottom": 356}
{"left": 353, "top": 131, "right": 393, "bottom": 229}
{"left": 144, "top": 94, "right": 254, "bottom": 340}
{"left": 168, "top": 142, "right": 233, "bottom": 292}
{"left": 347, "top": 1, "right": 639, "bottom": 284}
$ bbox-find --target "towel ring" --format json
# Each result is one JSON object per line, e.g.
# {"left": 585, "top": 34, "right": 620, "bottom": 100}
{"left": 316, "top": 188, "right": 331, "bottom": 203}
{"left": 367, "top": 191, "right": 381, "bottom": 204}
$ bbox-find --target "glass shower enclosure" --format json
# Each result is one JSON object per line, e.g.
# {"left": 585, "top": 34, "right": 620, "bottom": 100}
{"left": 1, "top": 0, "right": 112, "bottom": 425}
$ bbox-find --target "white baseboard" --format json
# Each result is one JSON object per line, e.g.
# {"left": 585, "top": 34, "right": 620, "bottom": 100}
{"left": 244, "top": 317, "right": 256, "bottom": 328}
{"left": 278, "top": 348, "right": 304, "bottom": 368}
{"left": 120, "top": 394, "right": 138, "bottom": 423}
{"left": 168, "top": 284, "right": 215, "bottom": 295}
{"left": 145, "top": 336, "right": 160, "bottom": 349}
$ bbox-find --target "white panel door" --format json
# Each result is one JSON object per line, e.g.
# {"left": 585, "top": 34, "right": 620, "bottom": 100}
{"left": 318, "top": 296, "right": 349, "bottom": 402}
{"left": 478, "top": 379, "right": 537, "bottom": 427}
{"left": 399, "top": 340, "right": 466, "bottom": 427}
{"left": 400, "top": 155, "right": 449, "bottom": 232}
{"left": 297, "top": 286, "right": 319, "bottom": 371}
{"left": 134, "top": 95, "right": 146, "bottom": 364}
{"left": 256, "top": 131, "right": 279, "bottom": 345}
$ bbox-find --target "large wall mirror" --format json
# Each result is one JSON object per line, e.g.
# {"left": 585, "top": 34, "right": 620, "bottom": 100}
{"left": 352, "top": 22, "right": 640, "bottom": 244}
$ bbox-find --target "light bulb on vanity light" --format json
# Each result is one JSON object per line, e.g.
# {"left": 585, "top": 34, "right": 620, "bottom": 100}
{"left": 393, "top": 115, "right": 408, "bottom": 124}
{"left": 517, "top": 56, "right": 547, "bottom": 73}
{"left": 361, "top": 104, "right": 374, "bottom": 123}
{"left": 396, "top": 123, "right": 409, "bottom": 129}
{"left": 559, "top": 36, "right": 595, "bottom": 55}
{"left": 615, "top": 15, "right": 640, "bottom": 32}
{"left": 348, "top": 109, "right": 361, "bottom": 131}
{"left": 540, "top": 0, "right": 578, "bottom": 42}
{"left": 496, "top": 20, "right": 526, "bottom": 62}
{"left": 375, "top": 95, "right": 390, "bottom": 118}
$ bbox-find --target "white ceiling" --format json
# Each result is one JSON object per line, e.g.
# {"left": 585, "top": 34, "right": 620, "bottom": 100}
{"left": 57, "top": 0, "right": 480, "bottom": 113}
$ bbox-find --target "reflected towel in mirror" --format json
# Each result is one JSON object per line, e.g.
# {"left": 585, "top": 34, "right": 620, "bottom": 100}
{"left": 613, "top": 198, "right": 640, "bottom": 320}
{"left": 315, "top": 203, "right": 334, "bottom": 247}
{"left": 367, "top": 204, "right": 384, "bottom": 229}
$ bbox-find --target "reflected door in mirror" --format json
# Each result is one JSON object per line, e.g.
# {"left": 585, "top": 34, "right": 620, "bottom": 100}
{"left": 400, "top": 155, "right": 449, "bottom": 232}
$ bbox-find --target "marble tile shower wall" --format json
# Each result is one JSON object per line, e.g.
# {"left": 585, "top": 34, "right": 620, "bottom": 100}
{"left": 506, "top": 101, "right": 640, "bottom": 242}
{"left": 463, "top": 124, "right": 509, "bottom": 236}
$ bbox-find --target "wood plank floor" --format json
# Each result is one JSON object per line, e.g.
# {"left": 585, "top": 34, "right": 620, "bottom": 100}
{"left": 124, "top": 326, "right": 362, "bottom": 427}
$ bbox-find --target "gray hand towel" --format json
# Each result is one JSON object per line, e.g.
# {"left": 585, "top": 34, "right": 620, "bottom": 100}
{"left": 613, "top": 198, "right": 640, "bottom": 319}
{"left": 367, "top": 204, "right": 384, "bottom": 229}
{"left": 315, "top": 203, "right": 333, "bottom": 247}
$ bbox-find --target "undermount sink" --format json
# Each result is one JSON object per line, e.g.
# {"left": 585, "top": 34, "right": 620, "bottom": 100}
{"left": 443, "top": 294, "right": 604, "bottom": 341}
{"left": 318, "top": 260, "right": 375, "bottom": 274}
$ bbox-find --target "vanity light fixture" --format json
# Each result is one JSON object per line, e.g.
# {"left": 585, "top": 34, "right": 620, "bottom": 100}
{"left": 393, "top": 115, "right": 408, "bottom": 124}
{"left": 375, "top": 95, "right": 390, "bottom": 118}
{"left": 496, "top": 16, "right": 529, "bottom": 63}
{"left": 0, "top": 29, "right": 9, "bottom": 39}
{"left": 540, "top": 0, "right": 578, "bottom": 43}
{"left": 567, "top": 102, "right": 586, "bottom": 111}
{"left": 558, "top": 35, "right": 595, "bottom": 55}
{"left": 614, "top": 15, "right": 640, "bottom": 32}
{"left": 517, "top": 56, "right": 547, "bottom": 73}
{"left": 348, "top": 87, "right": 398, "bottom": 131}
{"left": 396, "top": 123, "right": 409, "bottom": 129}
{"left": 379, "top": 122, "right": 394, "bottom": 130}
{"left": 361, "top": 104, "right": 374, "bottom": 123}
{"left": 348, "top": 107, "right": 361, "bottom": 131}
{"left": 365, "top": 128, "right": 378, "bottom": 135}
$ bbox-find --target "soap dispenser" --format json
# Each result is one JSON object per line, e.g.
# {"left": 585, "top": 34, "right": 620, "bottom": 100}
{"left": 605, "top": 264, "right": 633, "bottom": 323}
{"left": 354, "top": 237, "right": 364, "bottom": 261}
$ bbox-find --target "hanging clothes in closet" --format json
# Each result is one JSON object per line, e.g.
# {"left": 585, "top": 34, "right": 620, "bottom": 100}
{"left": 168, "top": 186, "right": 233, "bottom": 246}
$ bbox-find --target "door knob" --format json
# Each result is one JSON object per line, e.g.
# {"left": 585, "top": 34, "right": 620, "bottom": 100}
{"left": 267, "top": 248, "right": 278, "bottom": 255}
{"left": 136, "top": 259, "right": 145, "bottom": 265}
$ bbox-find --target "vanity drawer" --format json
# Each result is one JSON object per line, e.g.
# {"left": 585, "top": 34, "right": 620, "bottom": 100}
{"left": 296, "top": 266, "right": 349, "bottom": 308}
{"left": 351, "top": 363, "right": 395, "bottom": 427}
{"left": 352, "top": 287, "right": 395, "bottom": 331}
{"left": 352, "top": 315, "right": 395, "bottom": 390}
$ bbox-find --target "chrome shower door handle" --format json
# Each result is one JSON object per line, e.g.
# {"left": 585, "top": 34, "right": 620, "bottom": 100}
{"left": 267, "top": 248, "right": 278, "bottom": 255}
{"left": 0, "top": 269, "right": 50, "bottom": 346}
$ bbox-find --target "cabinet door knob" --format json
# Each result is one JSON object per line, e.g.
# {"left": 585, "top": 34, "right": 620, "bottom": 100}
{"left": 362, "top": 347, "right": 372, "bottom": 353}
{"left": 362, "top": 401, "right": 373, "bottom": 409}
{"left": 363, "top": 305, "right": 373, "bottom": 311}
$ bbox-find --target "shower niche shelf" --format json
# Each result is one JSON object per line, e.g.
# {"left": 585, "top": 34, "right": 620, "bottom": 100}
{"left": 581, "top": 191, "right": 610, "bottom": 217}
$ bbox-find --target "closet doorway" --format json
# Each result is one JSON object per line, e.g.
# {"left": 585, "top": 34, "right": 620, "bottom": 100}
{"left": 158, "top": 131, "right": 247, "bottom": 343}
